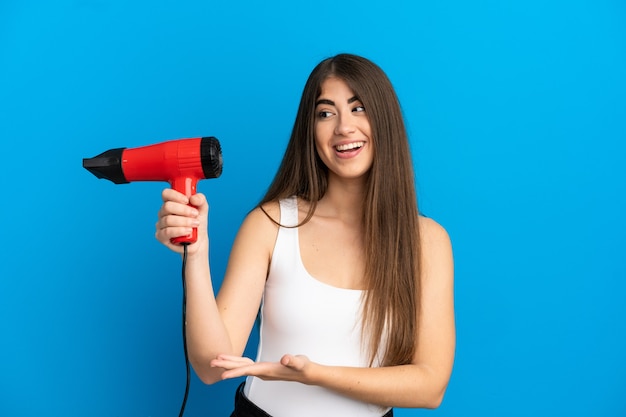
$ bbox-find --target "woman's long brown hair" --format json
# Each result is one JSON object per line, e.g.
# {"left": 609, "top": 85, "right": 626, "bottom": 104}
{"left": 259, "top": 54, "right": 421, "bottom": 367}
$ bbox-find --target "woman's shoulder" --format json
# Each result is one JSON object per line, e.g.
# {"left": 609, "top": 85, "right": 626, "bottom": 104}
{"left": 248, "top": 196, "right": 302, "bottom": 226}
{"left": 245, "top": 200, "right": 281, "bottom": 226}
{"left": 418, "top": 215, "right": 452, "bottom": 249}
{"left": 418, "top": 215, "right": 453, "bottom": 279}
{"left": 233, "top": 201, "right": 281, "bottom": 255}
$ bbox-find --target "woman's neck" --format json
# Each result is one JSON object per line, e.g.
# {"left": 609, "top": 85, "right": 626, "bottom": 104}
{"left": 316, "top": 175, "right": 367, "bottom": 223}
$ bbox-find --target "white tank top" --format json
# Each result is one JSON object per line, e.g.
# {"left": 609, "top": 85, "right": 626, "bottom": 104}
{"left": 244, "top": 196, "right": 389, "bottom": 416}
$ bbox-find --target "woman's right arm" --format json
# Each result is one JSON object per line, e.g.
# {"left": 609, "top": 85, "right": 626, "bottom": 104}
{"left": 155, "top": 189, "right": 277, "bottom": 384}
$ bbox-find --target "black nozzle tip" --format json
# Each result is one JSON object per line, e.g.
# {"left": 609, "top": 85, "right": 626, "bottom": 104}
{"left": 83, "top": 148, "right": 128, "bottom": 184}
{"left": 201, "top": 137, "right": 223, "bottom": 179}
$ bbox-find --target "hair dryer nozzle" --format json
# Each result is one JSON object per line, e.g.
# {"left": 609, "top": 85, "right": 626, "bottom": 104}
{"left": 82, "top": 148, "right": 128, "bottom": 184}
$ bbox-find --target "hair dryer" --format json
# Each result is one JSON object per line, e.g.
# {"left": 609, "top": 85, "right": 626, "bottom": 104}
{"left": 83, "top": 136, "right": 223, "bottom": 244}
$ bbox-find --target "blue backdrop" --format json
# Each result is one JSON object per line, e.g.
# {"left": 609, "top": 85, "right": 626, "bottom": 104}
{"left": 1, "top": 0, "right": 625, "bottom": 416}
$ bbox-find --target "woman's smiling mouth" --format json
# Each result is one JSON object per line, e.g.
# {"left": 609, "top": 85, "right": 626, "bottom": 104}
{"left": 335, "top": 141, "right": 365, "bottom": 152}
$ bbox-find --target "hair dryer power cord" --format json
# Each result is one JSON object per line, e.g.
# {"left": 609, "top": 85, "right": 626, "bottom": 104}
{"left": 179, "top": 242, "right": 191, "bottom": 417}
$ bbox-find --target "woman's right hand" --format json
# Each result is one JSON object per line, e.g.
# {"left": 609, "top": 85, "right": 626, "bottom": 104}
{"left": 155, "top": 188, "right": 208, "bottom": 255}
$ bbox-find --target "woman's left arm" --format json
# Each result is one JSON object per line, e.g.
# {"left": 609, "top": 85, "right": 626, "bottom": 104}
{"left": 212, "top": 216, "right": 455, "bottom": 409}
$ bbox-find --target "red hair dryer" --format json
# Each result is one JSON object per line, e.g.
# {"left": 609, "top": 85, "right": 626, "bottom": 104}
{"left": 83, "top": 136, "right": 223, "bottom": 244}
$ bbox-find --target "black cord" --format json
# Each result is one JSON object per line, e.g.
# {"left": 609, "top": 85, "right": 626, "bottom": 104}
{"left": 179, "top": 242, "right": 191, "bottom": 417}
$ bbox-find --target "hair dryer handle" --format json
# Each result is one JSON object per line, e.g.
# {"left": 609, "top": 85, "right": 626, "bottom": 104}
{"left": 170, "top": 177, "right": 199, "bottom": 245}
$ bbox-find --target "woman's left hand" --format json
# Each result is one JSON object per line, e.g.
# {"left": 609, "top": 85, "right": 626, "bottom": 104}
{"left": 210, "top": 354, "right": 313, "bottom": 383}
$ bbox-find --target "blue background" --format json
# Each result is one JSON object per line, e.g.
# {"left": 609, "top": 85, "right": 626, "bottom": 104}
{"left": 1, "top": 0, "right": 625, "bottom": 416}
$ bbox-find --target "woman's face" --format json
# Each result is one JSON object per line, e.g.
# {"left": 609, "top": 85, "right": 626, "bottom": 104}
{"left": 314, "top": 77, "right": 373, "bottom": 182}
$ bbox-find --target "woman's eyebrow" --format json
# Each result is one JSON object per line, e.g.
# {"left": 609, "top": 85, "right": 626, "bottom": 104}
{"left": 315, "top": 98, "right": 334, "bottom": 106}
{"left": 315, "top": 96, "right": 360, "bottom": 106}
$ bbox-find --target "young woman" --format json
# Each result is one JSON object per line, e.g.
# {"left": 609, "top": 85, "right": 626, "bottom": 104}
{"left": 155, "top": 53, "right": 455, "bottom": 417}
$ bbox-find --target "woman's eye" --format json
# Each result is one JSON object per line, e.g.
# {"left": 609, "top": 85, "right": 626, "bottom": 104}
{"left": 318, "top": 111, "right": 333, "bottom": 118}
{"left": 353, "top": 105, "right": 365, "bottom": 113}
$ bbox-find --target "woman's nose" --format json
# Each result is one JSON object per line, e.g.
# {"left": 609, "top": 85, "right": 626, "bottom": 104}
{"left": 334, "top": 114, "right": 356, "bottom": 135}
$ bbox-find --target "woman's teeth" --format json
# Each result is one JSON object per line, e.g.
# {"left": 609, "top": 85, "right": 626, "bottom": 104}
{"left": 335, "top": 141, "right": 364, "bottom": 152}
